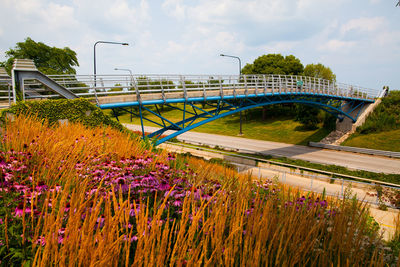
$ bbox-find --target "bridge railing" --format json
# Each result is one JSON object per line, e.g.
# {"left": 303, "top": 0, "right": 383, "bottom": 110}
{"left": 20, "top": 74, "right": 380, "bottom": 102}
{"left": 0, "top": 77, "right": 13, "bottom": 108}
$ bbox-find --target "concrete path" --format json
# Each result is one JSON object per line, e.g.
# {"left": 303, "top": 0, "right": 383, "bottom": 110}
{"left": 124, "top": 124, "right": 400, "bottom": 174}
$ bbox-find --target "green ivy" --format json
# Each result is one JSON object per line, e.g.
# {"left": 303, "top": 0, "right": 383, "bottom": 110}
{"left": 2, "top": 99, "right": 124, "bottom": 131}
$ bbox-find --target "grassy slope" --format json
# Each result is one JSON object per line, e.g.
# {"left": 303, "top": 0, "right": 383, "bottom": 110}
{"left": 343, "top": 91, "right": 400, "bottom": 152}
{"left": 343, "top": 129, "right": 400, "bottom": 152}
{"left": 109, "top": 105, "right": 330, "bottom": 146}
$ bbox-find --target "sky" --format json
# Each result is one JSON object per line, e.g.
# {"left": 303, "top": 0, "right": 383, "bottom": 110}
{"left": 0, "top": 0, "right": 399, "bottom": 93}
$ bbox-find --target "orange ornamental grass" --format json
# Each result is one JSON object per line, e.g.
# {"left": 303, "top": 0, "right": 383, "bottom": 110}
{"left": 1, "top": 115, "right": 166, "bottom": 185}
{"left": 0, "top": 115, "right": 396, "bottom": 266}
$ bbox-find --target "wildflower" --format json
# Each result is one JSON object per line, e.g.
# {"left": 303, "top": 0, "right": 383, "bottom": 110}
{"left": 158, "top": 180, "right": 171, "bottom": 191}
{"left": 173, "top": 198, "right": 183, "bottom": 207}
{"left": 64, "top": 202, "right": 71, "bottom": 213}
{"left": 14, "top": 202, "right": 32, "bottom": 217}
{"left": 36, "top": 181, "right": 48, "bottom": 192}
{"left": 36, "top": 236, "right": 46, "bottom": 246}
{"left": 58, "top": 228, "right": 66, "bottom": 244}
{"left": 96, "top": 216, "right": 105, "bottom": 228}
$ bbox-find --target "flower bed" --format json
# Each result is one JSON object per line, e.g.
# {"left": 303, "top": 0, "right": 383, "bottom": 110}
{"left": 0, "top": 115, "right": 397, "bottom": 266}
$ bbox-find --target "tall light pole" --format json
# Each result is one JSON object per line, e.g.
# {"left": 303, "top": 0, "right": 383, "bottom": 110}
{"left": 220, "top": 53, "right": 243, "bottom": 135}
{"left": 94, "top": 41, "right": 129, "bottom": 88}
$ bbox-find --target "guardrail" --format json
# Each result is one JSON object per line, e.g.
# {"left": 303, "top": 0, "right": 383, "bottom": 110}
{"left": 309, "top": 142, "right": 400, "bottom": 159}
{"left": 19, "top": 73, "right": 380, "bottom": 102}
{"left": 0, "top": 77, "right": 13, "bottom": 109}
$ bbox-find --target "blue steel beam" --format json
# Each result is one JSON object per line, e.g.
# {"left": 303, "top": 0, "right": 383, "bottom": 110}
{"left": 154, "top": 98, "right": 363, "bottom": 144}
{"left": 101, "top": 91, "right": 373, "bottom": 145}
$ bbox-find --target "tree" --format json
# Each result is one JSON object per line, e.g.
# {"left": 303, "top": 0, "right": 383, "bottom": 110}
{"left": 242, "top": 54, "right": 303, "bottom": 120}
{"left": 298, "top": 63, "right": 337, "bottom": 130}
{"left": 242, "top": 54, "right": 304, "bottom": 75}
{"left": 295, "top": 105, "right": 321, "bottom": 130}
{"left": 1, "top": 37, "right": 79, "bottom": 75}
{"left": 304, "top": 63, "right": 336, "bottom": 81}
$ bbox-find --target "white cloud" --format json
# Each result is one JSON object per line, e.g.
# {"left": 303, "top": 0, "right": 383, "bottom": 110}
{"left": 43, "top": 3, "right": 78, "bottom": 31}
{"left": 162, "top": 0, "right": 186, "bottom": 20}
{"left": 341, "top": 17, "right": 386, "bottom": 34}
{"left": 262, "top": 41, "right": 300, "bottom": 53}
{"left": 0, "top": 0, "right": 399, "bottom": 90}
{"left": 318, "top": 39, "right": 356, "bottom": 52}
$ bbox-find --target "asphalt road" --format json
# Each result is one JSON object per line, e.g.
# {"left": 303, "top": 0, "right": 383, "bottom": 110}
{"left": 124, "top": 124, "right": 400, "bottom": 174}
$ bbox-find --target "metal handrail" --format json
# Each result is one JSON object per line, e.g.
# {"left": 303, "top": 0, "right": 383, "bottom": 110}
{"left": 20, "top": 73, "right": 380, "bottom": 102}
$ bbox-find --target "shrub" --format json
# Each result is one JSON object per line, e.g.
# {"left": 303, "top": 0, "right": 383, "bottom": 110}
{"left": 357, "top": 91, "right": 400, "bottom": 134}
{"left": 2, "top": 98, "right": 124, "bottom": 131}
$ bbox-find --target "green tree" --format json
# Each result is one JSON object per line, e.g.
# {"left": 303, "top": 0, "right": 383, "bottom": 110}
{"left": 242, "top": 54, "right": 304, "bottom": 120}
{"left": 298, "top": 63, "right": 337, "bottom": 130}
{"left": 242, "top": 54, "right": 304, "bottom": 75}
{"left": 1, "top": 37, "right": 79, "bottom": 75}
{"left": 295, "top": 105, "right": 321, "bottom": 130}
{"left": 304, "top": 63, "right": 336, "bottom": 81}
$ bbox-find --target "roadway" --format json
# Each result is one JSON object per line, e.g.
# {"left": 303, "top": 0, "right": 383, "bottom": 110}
{"left": 124, "top": 124, "right": 400, "bottom": 174}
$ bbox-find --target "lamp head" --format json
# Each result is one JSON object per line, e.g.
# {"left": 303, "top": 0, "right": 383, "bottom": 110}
{"left": 122, "top": 43, "right": 129, "bottom": 46}
{"left": 220, "top": 54, "right": 225, "bottom": 56}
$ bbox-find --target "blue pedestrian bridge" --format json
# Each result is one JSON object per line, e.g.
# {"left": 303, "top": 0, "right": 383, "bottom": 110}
{"left": 5, "top": 59, "right": 385, "bottom": 145}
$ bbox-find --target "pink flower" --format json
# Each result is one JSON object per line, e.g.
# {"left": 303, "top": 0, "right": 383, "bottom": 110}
{"left": 14, "top": 202, "right": 32, "bottom": 217}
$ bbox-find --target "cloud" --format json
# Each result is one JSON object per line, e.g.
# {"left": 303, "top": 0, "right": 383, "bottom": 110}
{"left": 162, "top": 0, "right": 186, "bottom": 20}
{"left": 0, "top": 0, "right": 399, "bottom": 90}
{"left": 318, "top": 39, "right": 357, "bottom": 52}
{"left": 341, "top": 17, "right": 386, "bottom": 34}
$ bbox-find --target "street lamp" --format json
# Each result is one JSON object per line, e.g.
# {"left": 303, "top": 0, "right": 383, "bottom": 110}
{"left": 114, "top": 67, "right": 134, "bottom": 122}
{"left": 114, "top": 67, "right": 134, "bottom": 90}
{"left": 220, "top": 53, "right": 243, "bottom": 135}
{"left": 114, "top": 67, "right": 132, "bottom": 76}
{"left": 93, "top": 41, "right": 129, "bottom": 88}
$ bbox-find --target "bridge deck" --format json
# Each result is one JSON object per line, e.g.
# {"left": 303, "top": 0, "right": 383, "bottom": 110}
{"left": 98, "top": 87, "right": 373, "bottom": 109}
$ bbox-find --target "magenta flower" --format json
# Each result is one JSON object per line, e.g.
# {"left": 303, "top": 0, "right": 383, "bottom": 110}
{"left": 14, "top": 202, "right": 31, "bottom": 217}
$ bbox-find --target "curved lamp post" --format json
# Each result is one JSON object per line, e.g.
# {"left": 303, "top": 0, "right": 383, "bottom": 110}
{"left": 114, "top": 67, "right": 133, "bottom": 89}
{"left": 114, "top": 67, "right": 134, "bottom": 122}
{"left": 114, "top": 67, "right": 133, "bottom": 77}
{"left": 220, "top": 53, "right": 243, "bottom": 135}
{"left": 93, "top": 41, "right": 129, "bottom": 88}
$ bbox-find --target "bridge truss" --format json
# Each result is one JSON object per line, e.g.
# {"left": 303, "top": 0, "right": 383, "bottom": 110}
{"left": 111, "top": 92, "right": 370, "bottom": 145}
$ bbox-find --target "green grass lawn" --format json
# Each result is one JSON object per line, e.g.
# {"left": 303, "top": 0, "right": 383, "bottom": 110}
{"left": 107, "top": 104, "right": 330, "bottom": 146}
{"left": 342, "top": 129, "right": 400, "bottom": 152}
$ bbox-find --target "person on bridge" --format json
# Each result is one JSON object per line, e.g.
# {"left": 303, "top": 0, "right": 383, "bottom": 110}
{"left": 296, "top": 80, "right": 304, "bottom": 91}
